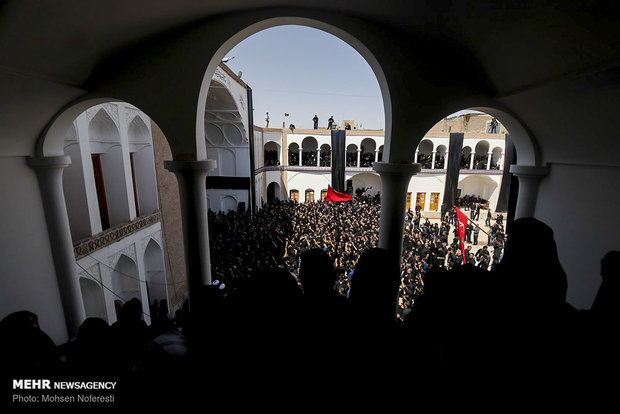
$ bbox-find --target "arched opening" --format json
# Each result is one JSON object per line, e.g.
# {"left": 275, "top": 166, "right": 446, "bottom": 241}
{"left": 435, "top": 144, "right": 447, "bottom": 169}
{"left": 360, "top": 138, "right": 376, "bottom": 167}
{"left": 461, "top": 146, "right": 473, "bottom": 170}
{"left": 351, "top": 172, "right": 381, "bottom": 196}
{"left": 491, "top": 146, "right": 503, "bottom": 170}
{"left": 304, "top": 189, "right": 315, "bottom": 203}
{"left": 301, "top": 136, "right": 318, "bottom": 167}
{"left": 320, "top": 144, "right": 331, "bottom": 167}
{"left": 458, "top": 175, "right": 500, "bottom": 211}
{"left": 267, "top": 181, "right": 281, "bottom": 203}
{"left": 89, "top": 108, "right": 130, "bottom": 229}
{"left": 346, "top": 144, "right": 358, "bottom": 167}
{"left": 222, "top": 195, "right": 238, "bottom": 212}
{"left": 79, "top": 277, "right": 107, "bottom": 320}
{"left": 416, "top": 139, "right": 434, "bottom": 169}
{"left": 288, "top": 143, "right": 300, "bottom": 166}
{"left": 111, "top": 254, "right": 141, "bottom": 304}
{"left": 144, "top": 239, "right": 167, "bottom": 308}
{"left": 264, "top": 141, "right": 280, "bottom": 166}
{"left": 474, "top": 140, "right": 490, "bottom": 170}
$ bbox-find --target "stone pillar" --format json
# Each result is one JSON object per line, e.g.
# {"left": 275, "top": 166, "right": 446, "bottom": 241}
{"left": 373, "top": 162, "right": 421, "bottom": 264}
{"left": 431, "top": 151, "right": 437, "bottom": 170}
{"left": 500, "top": 152, "right": 505, "bottom": 170}
{"left": 28, "top": 156, "right": 86, "bottom": 337}
{"left": 298, "top": 148, "right": 303, "bottom": 166}
{"left": 469, "top": 153, "right": 475, "bottom": 170}
{"left": 356, "top": 149, "right": 361, "bottom": 167}
{"left": 509, "top": 165, "right": 550, "bottom": 219}
{"left": 316, "top": 149, "right": 321, "bottom": 166}
{"left": 164, "top": 160, "right": 216, "bottom": 312}
{"left": 414, "top": 150, "right": 419, "bottom": 164}
{"left": 374, "top": 150, "right": 379, "bottom": 163}
{"left": 487, "top": 152, "right": 493, "bottom": 170}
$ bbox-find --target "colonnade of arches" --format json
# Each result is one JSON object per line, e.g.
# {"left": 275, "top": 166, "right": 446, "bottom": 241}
{"left": 78, "top": 238, "right": 168, "bottom": 323}
{"left": 14, "top": 10, "right": 592, "bottom": 344}
{"left": 280, "top": 136, "right": 503, "bottom": 171}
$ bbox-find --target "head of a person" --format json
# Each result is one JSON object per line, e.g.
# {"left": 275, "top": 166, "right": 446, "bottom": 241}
{"left": 298, "top": 248, "right": 337, "bottom": 296}
{"left": 601, "top": 250, "right": 620, "bottom": 279}
{"left": 349, "top": 248, "right": 400, "bottom": 321}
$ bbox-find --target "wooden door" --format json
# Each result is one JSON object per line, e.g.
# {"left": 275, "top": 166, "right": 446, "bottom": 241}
{"left": 416, "top": 192, "right": 426, "bottom": 211}
{"left": 430, "top": 192, "right": 440, "bottom": 211}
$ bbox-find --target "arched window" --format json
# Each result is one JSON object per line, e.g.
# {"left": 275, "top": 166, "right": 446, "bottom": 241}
{"left": 360, "top": 138, "right": 377, "bottom": 167}
{"left": 301, "top": 136, "right": 318, "bottom": 166}
{"left": 416, "top": 139, "right": 434, "bottom": 169}
{"left": 320, "top": 144, "right": 331, "bottom": 167}
{"left": 288, "top": 143, "right": 300, "bottom": 166}
{"left": 346, "top": 144, "right": 358, "bottom": 167}
{"left": 264, "top": 141, "right": 280, "bottom": 166}
{"left": 321, "top": 189, "right": 328, "bottom": 201}
{"left": 305, "top": 189, "right": 315, "bottom": 203}
{"left": 289, "top": 189, "right": 299, "bottom": 202}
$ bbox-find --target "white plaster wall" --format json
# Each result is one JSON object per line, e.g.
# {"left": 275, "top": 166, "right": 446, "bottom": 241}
{"left": 535, "top": 163, "right": 620, "bottom": 310}
{"left": 207, "top": 189, "right": 249, "bottom": 212}
{"left": 457, "top": 174, "right": 503, "bottom": 210}
{"left": 0, "top": 157, "right": 68, "bottom": 344}
{"left": 406, "top": 174, "right": 446, "bottom": 211}
{"left": 287, "top": 171, "right": 331, "bottom": 201}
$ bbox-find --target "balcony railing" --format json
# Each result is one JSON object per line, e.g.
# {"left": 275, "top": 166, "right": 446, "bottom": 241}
{"left": 73, "top": 211, "right": 161, "bottom": 259}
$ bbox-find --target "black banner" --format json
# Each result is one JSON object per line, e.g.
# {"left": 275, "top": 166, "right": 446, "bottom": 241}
{"left": 331, "top": 129, "right": 346, "bottom": 192}
{"left": 443, "top": 132, "right": 464, "bottom": 208}
{"left": 495, "top": 134, "right": 516, "bottom": 213}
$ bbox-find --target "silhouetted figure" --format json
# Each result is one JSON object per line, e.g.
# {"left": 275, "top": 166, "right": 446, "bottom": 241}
{"left": 0, "top": 310, "right": 59, "bottom": 376}
{"left": 590, "top": 250, "right": 620, "bottom": 319}
{"left": 110, "top": 298, "right": 150, "bottom": 373}
{"left": 492, "top": 217, "right": 577, "bottom": 374}
{"left": 64, "top": 317, "right": 116, "bottom": 375}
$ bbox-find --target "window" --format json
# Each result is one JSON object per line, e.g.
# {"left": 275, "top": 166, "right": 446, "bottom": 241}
{"left": 406, "top": 192, "right": 412, "bottom": 211}
{"left": 321, "top": 190, "right": 327, "bottom": 201}
{"left": 305, "top": 190, "right": 315, "bottom": 203}
{"left": 290, "top": 190, "right": 299, "bottom": 202}
{"left": 416, "top": 192, "right": 426, "bottom": 211}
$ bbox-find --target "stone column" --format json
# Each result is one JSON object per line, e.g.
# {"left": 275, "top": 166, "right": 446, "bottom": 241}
{"left": 373, "top": 162, "right": 421, "bottom": 264}
{"left": 431, "top": 151, "right": 437, "bottom": 170}
{"left": 356, "top": 149, "right": 361, "bottom": 167}
{"left": 316, "top": 149, "right": 321, "bottom": 166}
{"left": 499, "top": 152, "right": 505, "bottom": 170}
{"left": 469, "top": 153, "right": 475, "bottom": 170}
{"left": 164, "top": 159, "right": 216, "bottom": 312}
{"left": 414, "top": 150, "right": 419, "bottom": 164}
{"left": 509, "top": 165, "right": 550, "bottom": 219}
{"left": 28, "top": 156, "right": 86, "bottom": 337}
{"left": 487, "top": 152, "right": 493, "bottom": 170}
{"left": 298, "top": 148, "right": 303, "bottom": 166}
{"left": 374, "top": 150, "right": 379, "bottom": 163}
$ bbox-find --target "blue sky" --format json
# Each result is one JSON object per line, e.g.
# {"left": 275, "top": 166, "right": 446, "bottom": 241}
{"left": 223, "top": 25, "right": 477, "bottom": 130}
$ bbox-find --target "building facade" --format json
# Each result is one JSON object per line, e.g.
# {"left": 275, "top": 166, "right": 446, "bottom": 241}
{"left": 253, "top": 113, "right": 508, "bottom": 213}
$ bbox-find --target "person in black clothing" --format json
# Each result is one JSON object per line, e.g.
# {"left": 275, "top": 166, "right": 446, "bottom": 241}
{"left": 312, "top": 115, "right": 319, "bottom": 129}
{"left": 466, "top": 223, "right": 473, "bottom": 243}
{"left": 327, "top": 116, "right": 334, "bottom": 129}
{"left": 473, "top": 225, "right": 480, "bottom": 245}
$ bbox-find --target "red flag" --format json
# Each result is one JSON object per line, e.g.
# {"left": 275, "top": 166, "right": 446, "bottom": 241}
{"left": 326, "top": 185, "right": 352, "bottom": 202}
{"left": 455, "top": 206, "right": 468, "bottom": 264}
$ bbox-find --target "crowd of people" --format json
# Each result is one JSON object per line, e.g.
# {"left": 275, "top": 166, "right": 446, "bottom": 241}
{"left": 3, "top": 195, "right": 620, "bottom": 405}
